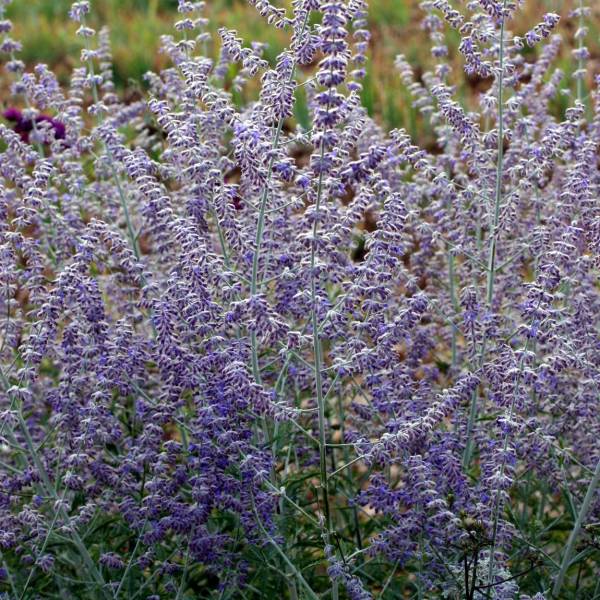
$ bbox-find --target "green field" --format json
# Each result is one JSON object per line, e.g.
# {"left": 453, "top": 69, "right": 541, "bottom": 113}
{"left": 6, "top": 0, "right": 599, "bottom": 136}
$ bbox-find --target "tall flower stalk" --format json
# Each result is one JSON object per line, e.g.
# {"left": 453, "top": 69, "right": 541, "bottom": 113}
{"left": 463, "top": 0, "right": 508, "bottom": 470}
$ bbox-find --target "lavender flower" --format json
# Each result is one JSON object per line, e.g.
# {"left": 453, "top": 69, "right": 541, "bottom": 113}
{"left": 0, "top": 0, "right": 599, "bottom": 597}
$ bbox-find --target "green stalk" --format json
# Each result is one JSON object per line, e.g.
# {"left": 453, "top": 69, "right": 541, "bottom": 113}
{"left": 0, "top": 370, "right": 107, "bottom": 598}
{"left": 485, "top": 337, "right": 529, "bottom": 595}
{"left": 484, "top": 2, "right": 507, "bottom": 307}
{"left": 250, "top": 115, "right": 286, "bottom": 384}
{"left": 448, "top": 252, "right": 459, "bottom": 367}
{"left": 19, "top": 495, "right": 63, "bottom": 599}
{"left": 310, "top": 125, "right": 340, "bottom": 595}
{"left": 485, "top": 296, "right": 544, "bottom": 595}
{"left": 311, "top": 143, "right": 332, "bottom": 535}
{"left": 113, "top": 518, "right": 148, "bottom": 599}
{"left": 174, "top": 536, "right": 191, "bottom": 600}
{"left": 1, "top": 554, "right": 18, "bottom": 599}
{"left": 463, "top": 0, "right": 507, "bottom": 469}
{"left": 552, "top": 12, "right": 600, "bottom": 598}
{"left": 249, "top": 12, "right": 310, "bottom": 387}
{"left": 81, "top": 16, "right": 141, "bottom": 262}
{"left": 251, "top": 498, "right": 320, "bottom": 600}
{"left": 552, "top": 456, "right": 600, "bottom": 597}
{"left": 17, "top": 412, "right": 107, "bottom": 594}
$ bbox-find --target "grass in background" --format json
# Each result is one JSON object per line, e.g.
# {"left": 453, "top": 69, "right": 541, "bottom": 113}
{"left": 7, "top": 0, "right": 600, "bottom": 136}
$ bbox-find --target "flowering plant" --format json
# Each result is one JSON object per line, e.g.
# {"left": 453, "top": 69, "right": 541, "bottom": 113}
{"left": 0, "top": 0, "right": 599, "bottom": 598}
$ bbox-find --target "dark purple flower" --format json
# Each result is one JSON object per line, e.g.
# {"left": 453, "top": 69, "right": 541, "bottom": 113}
{"left": 3, "top": 107, "right": 65, "bottom": 143}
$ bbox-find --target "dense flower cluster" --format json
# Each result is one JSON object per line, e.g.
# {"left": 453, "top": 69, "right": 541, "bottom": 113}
{"left": 0, "top": 0, "right": 599, "bottom": 597}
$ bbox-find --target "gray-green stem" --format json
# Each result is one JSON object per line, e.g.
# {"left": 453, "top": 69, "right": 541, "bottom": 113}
{"left": 249, "top": 12, "right": 310, "bottom": 388}
{"left": 463, "top": 0, "right": 507, "bottom": 469}
{"left": 552, "top": 448, "right": 600, "bottom": 596}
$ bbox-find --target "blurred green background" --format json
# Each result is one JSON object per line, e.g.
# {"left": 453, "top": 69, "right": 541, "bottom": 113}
{"left": 6, "top": 0, "right": 600, "bottom": 136}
